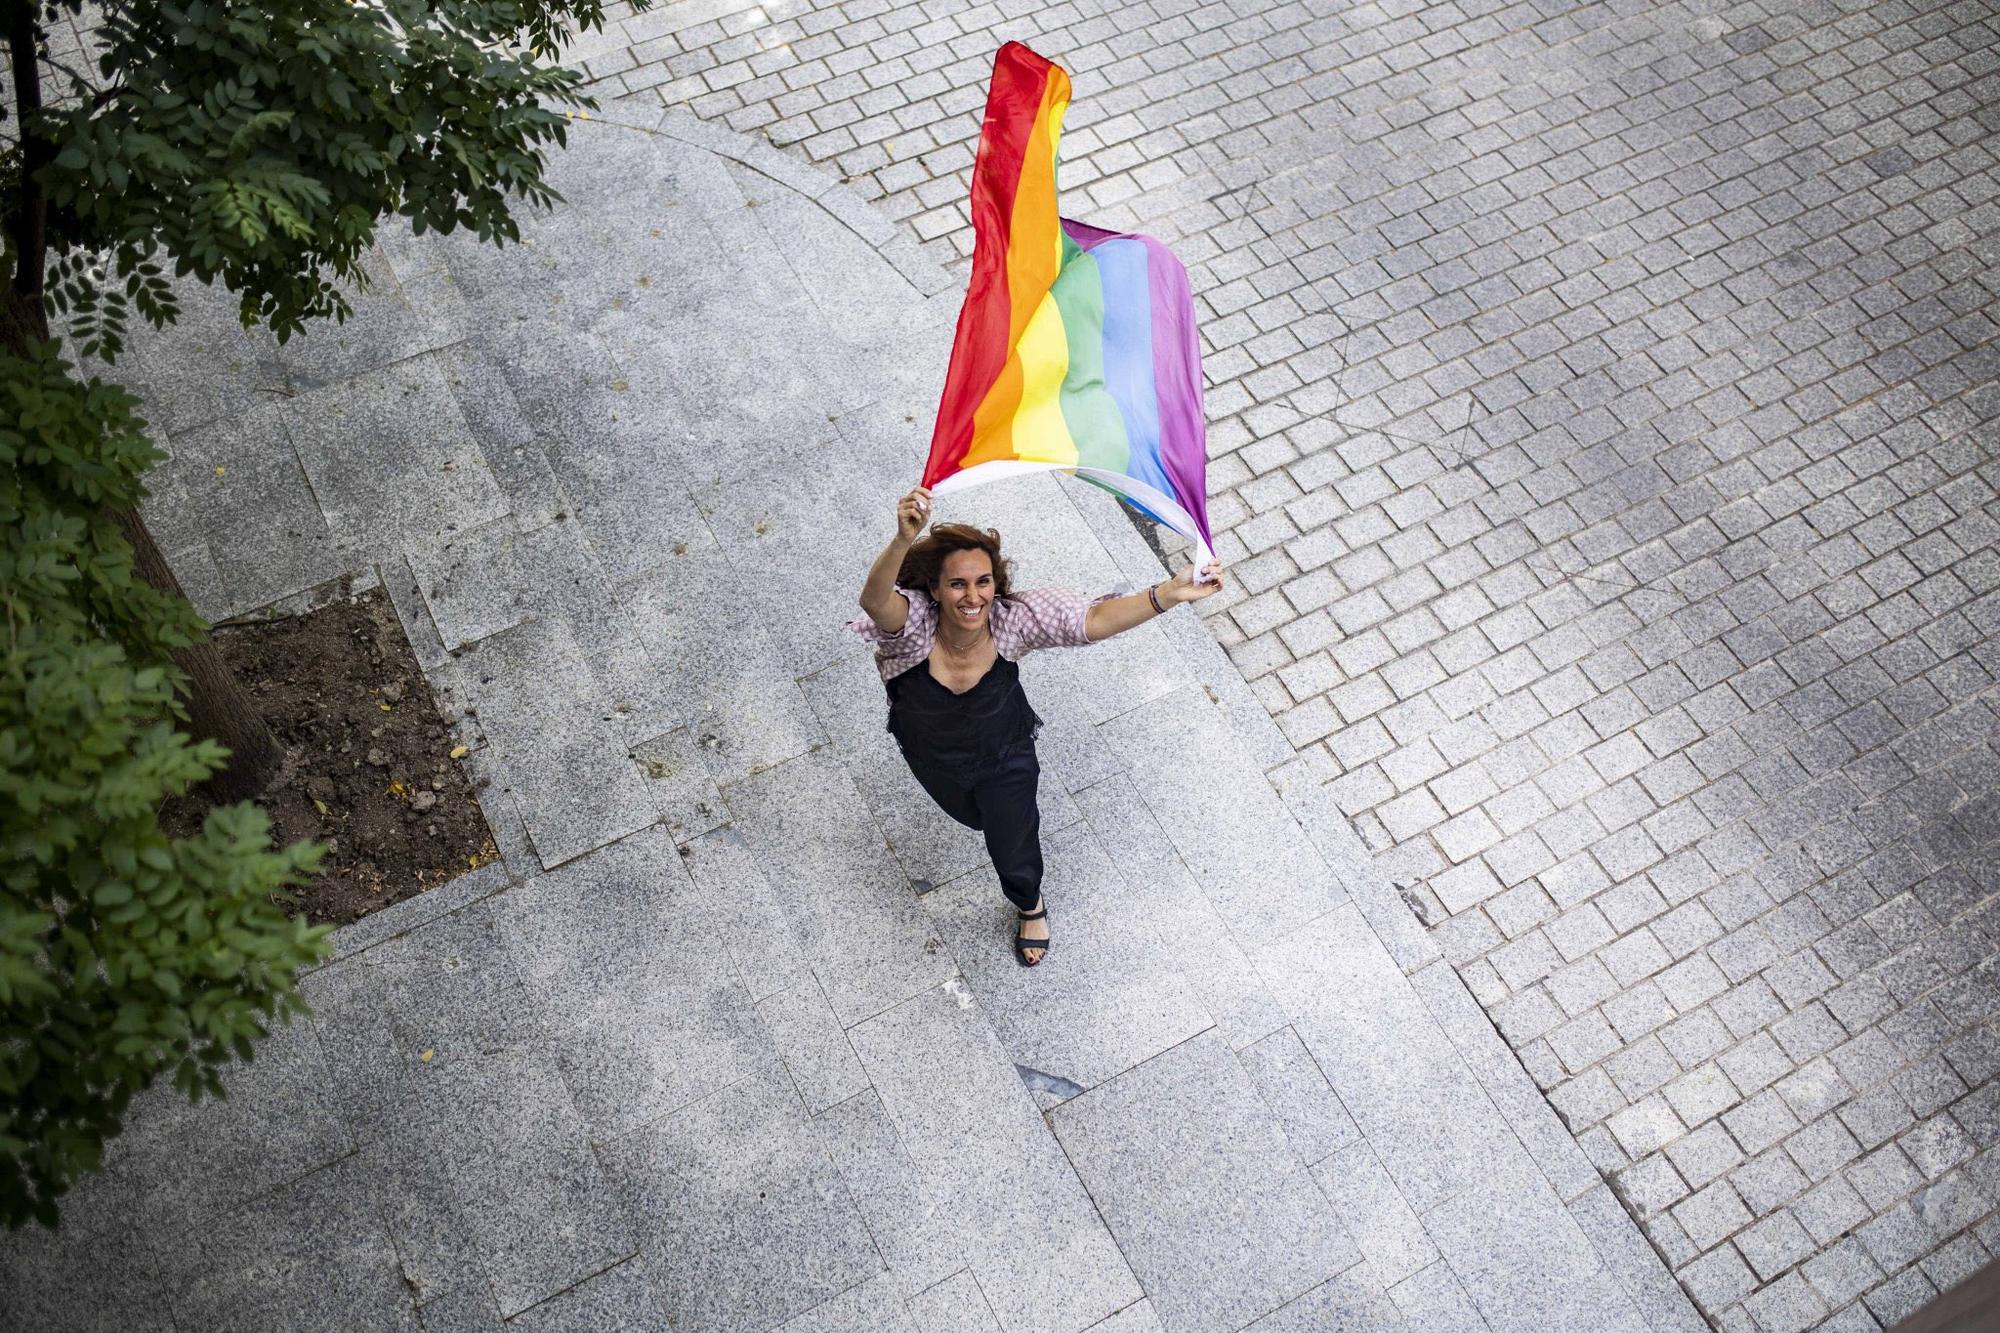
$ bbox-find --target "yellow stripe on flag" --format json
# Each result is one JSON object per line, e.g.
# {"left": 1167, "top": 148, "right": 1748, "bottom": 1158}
{"left": 970, "top": 66, "right": 1071, "bottom": 462}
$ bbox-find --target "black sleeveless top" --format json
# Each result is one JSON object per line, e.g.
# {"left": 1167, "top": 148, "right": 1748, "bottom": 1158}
{"left": 885, "top": 653, "right": 1041, "bottom": 778}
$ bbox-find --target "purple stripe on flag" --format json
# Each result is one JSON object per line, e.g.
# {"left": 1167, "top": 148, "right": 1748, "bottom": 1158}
{"left": 1142, "top": 234, "right": 1210, "bottom": 547}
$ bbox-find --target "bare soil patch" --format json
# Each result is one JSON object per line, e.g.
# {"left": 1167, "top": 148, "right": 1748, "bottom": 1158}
{"left": 161, "top": 585, "right": 496, "bottom": 926}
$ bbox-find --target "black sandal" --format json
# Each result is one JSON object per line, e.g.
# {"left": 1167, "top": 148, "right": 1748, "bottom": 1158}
{"left": 1014, "top": 906, "right": 1050, "bottom": 967}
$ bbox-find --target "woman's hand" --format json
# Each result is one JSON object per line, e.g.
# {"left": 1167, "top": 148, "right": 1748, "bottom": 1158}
{"left": 896, "top": 486, "right": 933, "bottom": 543}
{"left": 1166, "top": 559, "right": 1224, "bottom": 605}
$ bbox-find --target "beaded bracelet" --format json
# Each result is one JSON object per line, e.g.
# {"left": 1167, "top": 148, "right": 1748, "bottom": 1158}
{"left": 1146, "top": 583, "right": 1166, "bottom": 615}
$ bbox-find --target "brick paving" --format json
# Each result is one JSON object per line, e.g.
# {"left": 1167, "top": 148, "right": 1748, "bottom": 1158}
{"left": 570, "top": 1, "right": 2000, "bottom": 1327}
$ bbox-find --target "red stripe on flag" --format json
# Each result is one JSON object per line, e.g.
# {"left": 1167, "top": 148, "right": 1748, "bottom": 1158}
{"left": 923, "top": 42, "right": 1059, "bottom": 487}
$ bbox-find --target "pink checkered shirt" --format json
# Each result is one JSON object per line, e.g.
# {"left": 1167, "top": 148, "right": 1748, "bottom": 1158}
{"left": 849, "top": 586, "right": 1112, "bottom": 682}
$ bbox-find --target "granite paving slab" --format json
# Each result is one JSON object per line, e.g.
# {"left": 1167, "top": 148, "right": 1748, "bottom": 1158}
{"left": 1240, "top": 1026, "right": 1362, "bottom": 1166}
{"left": 96, "top": 1016, "right": 353, "bottom": 1233}
{"left": 1051, "top": 1029, "right": 1362, "bottom": 1332}
{"left": 848, "top": 982, "right": 1143, "bottom": 1331}
{"left": 108, "top": 275, "right": 288, "bottom": 440}
{"left": 723, "top": 747, "right": 954, "bottom": 1026}
{"left": 431, "top": 615, "right": 656, "bottom": 868}
{"left": 492, "top": 827, "right": 769, "bottom": 1138}
{"left": 166, "top": 1156, "right": 420, "bottom": 1333}
{"left": 1314, "top": 1142, "right": 1440, "bottom": 1293}
{"left": 430, "top": 342, "right": 564, "bottom": 530}
{"left": 1071, "top": 774, "right": 1289, "bottom": 1052}
{"left": 0, "top": 1216, "right": 174, "bottom": 1333}
{"left": 407, "top": 512, "right": 624, "bottom": 652}
{"left": 760, "top": 975, "right": 871, "bottom": 1113}
{"left": 1242, "top": 1275, "right": 1408, "bottom": 1333}
{"left": 355, "top": 1131, "right": 485, "bottom": 1309}
{"left": 694, "top": 444, "right": 915, "bottom": 680}
{"left": 922, "top": 819, "right": 1211, "bottom": 1097}
{"left": 777, "top": 1273, "right": 921, "bottom": 1333}
{"left": 504, "top": 1259, "right": 666, "bottom": 1332}
{"left": 1388, "top": 1262, "right": 1491, "bottom": 1333}
{"left": 275, "top": 251, "right": 466, "bottom": 392}
{"left": 282, "top": 352, "right": 509, "bottom": 550}
{"left": 418, "top": 1047, "right": 638, "bottom": 1318}
{"left": 814, "top": 1088, "right": 961, "bottom": 1299}
{"left": 599, "top": 1065, "right": 884, "bottom": 1332}
{"left": 629, "top": 725, "right": 730, "bottom": 842}
{"left": 300, "top": 899, "right": 541, "bottom": 1146}
{"left": 1106, "top": 689, "right": 1347, "bottom": 947}
{"left": 141, "top": 402, "right": 357, "bottom": 619}
{"left": 619, "top": 544, "right": 828, "bottom": 786}
{"left": 1256, "top": 904, "right": 1524, "bottom": 1215}
{"left": 676, "top": 823, "right": 814, "bottom": 1003}
{"left": 906, "top": 1271, "right": 1004, "bottom": 1333}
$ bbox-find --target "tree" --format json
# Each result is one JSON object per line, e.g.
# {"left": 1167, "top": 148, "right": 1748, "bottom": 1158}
{"left": 4, "top": 0, "right": 633, "bottom": 796}
{"left": 0, "top": 0, "right": 646, "bottom": 1226}
{"left": 0, "top": 341, "right": 326, "bottom": 1229}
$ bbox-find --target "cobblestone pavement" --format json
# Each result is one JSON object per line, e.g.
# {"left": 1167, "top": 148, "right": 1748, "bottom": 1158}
{"left": 562, "top": 0, "right": 2000, "bottom": 1329}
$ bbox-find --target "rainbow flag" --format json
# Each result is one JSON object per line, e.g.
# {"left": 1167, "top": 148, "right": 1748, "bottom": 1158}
{"left": 922, "top": 42, "right": 1213, "bottom": 567}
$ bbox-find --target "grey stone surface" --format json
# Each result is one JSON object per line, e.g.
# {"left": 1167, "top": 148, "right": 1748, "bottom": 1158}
{"left": 677, "top": 823, "right": 813, "bottom": 1003}
{"left": 814, "top": 1088, "right": 959, "bottom": 1299}
{"left": 168, "top": 1156, "right": 420, "bottom": 1333}
{"left": 849, "top": 983, "right": 1143, "bottom": 1332}
{"left": 619, "top": 543, "right": 828, "bottom": 785}
{"left": 922, "top": 820, "right": 1212, "bottom": 1096}
{"left": 1243, "top": 1274, "right": 1408, "bottom": 1333}
{"left": 761, "top": 975, "right": 871, "bottom": 1113}
{"left": 492, "top": 826, "right": 770, "bottom": 1137}
{"left": 600, "top": 1065, "right": 883, "bottom": 1332}
{"left": 1087, "top": 1300, "right": 1167, "bottom": 1333}
{"left": 0, "top": 1218, "right": 175, "bottom": 1333}
{"left": 504, "top": 1259, "right": 665, "bottom": 1332}
{"left": 906, "top": 1270, "right": 1003, "bottom": 1333}
{"left": 1315, "top": 1142, "right": 1438, "bottom": 1293}
{"left": 320, "top": 859, "right": 513, "bottom": 966}
{"left": 140, "top": 402, "right": 357, "bottom": 619}
{"left": 628, "top": 725, "right": 730, "bottom": 841}
{"left": 1052, "top": 1030, "right": 1362, "bottom": 1331}
{"left": 1255, "top": 905, "right": 1512, "bottom": 1214}
{"left": 1106, "top": 687, "right": 1346, "bottom": 946}
{"left": 1239, "top": 1026, "right": 1362, "bottom": 1166}
{"left": 283, "top": 352, "right": 508, "bottom": 550}
{"left": 777, "top": 1274, "right": 921, "bottom": 1333}
{"left": 421, "top": 1049, "right": 638, "bottom": 1319}
{"left": 406, "top": 512, "right": 622, "bottom": 652}
{"left": 432, "top": 615, "right": 657, "bottom": 868}
{"left": 99, "top": 1017, "right": 353, "bottom": 1232}
{"left": 1072, "top": 774, "right": 1289, "bottom": 1052}
{"left": 1389, "top": 1261, "right": 1492, "bottom": 1333}
{"left": 724, "top": 746, "right": 954, "bottom": 1026}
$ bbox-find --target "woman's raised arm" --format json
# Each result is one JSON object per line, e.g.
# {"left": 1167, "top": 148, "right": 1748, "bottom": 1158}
{"left": 858, "top": 486, "right": 933, "bottom": 633}
{"left": 1083, "top": 559, "right": 1223, "bottom": 642}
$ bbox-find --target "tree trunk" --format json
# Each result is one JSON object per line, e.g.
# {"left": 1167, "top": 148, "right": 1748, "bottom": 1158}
{"left": 110, "top": 507, "right": 287, "bottom": 802}
{"left": 2, "top": 296, "right": 285, "bottom": 802}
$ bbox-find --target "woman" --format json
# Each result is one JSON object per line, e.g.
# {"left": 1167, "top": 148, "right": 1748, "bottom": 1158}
{"left": 852, "top": 486, "right": 1223, "bottom": 966}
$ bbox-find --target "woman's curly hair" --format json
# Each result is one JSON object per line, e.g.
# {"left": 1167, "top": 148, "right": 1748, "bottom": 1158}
{"left": 897, "top": 523, "right": 1014, "bottom": 599}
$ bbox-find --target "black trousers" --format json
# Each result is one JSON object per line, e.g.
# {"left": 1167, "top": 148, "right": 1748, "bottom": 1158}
{"left": 905, "top": 746, "right": 1044, "bottom": 912}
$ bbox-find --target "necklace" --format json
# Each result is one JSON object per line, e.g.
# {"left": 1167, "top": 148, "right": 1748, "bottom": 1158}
{"left": 936, "top": 623, "right": 989, "bottom": 655}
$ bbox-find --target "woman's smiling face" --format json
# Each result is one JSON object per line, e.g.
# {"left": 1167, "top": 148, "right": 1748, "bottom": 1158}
{"left": 935, "top": 547, "right": 996, "bottom": 632}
